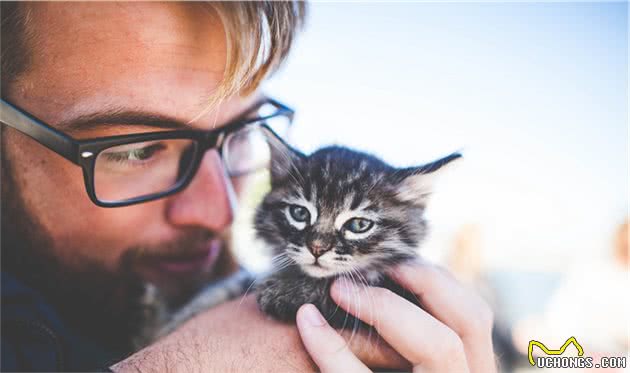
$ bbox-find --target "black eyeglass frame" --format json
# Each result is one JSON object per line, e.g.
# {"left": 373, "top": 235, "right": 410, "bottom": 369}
{"left": 0, "top": 97, "right": 294, "bottom": 207}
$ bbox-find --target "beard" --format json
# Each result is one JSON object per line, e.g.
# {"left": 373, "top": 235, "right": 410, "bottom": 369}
{"left": 1, "top": 151, "right": 237, "bottom": 356}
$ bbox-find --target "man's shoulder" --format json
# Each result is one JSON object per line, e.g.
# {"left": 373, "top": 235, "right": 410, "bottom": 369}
{"left": 1, "top": 272, "right": 115, "bottom": 371}
{"left": 2, "top": 271, "right": 62, "bottom": 321}
{"left": 2, "top": 271, "right": 68, "bottom": 371}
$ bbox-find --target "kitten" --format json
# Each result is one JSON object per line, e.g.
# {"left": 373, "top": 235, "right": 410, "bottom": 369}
{"left": 255, "top": 128, "right": 460, "bottom": 328}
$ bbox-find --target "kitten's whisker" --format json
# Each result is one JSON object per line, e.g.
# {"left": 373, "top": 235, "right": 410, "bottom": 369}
{"left": 325, "top": 287, "right": 343, "bottom": 323}
{"left": 353, "top": 267, "right": 377, "bottom": 351}
{"left": 344, "top": 269, "right": 362, "bottom": 348}
{"left": 337, "top": 268, "right": 358, "bottom": 330}
{"left": 270, "top": 256, "right": 291, "bottom": 268}
{"left": 339, "top": 272, "right": 353, "bottom": 332}
{"left": 345, "top": 266, "right": 371, "bottom": 350}
{"left": 269, "top": 278, "right": 311, "bottom": 296}
{"left": 273, "top": 262, "right": 291, "bottom": 272}
{"left": 238, "top": 253, "right": 297, "bottom": 310}
{"left": 237, "top": 272, "right": 267, "bottom": 309}
{"left": 268, "top": 139, "right": 305, "bottom": 187}
{"left": 269, "top": 253, "right": 297, "bottom": 272}
{"left": 270, "top": 252, "right": 290, "bottom": 263}
{"left": 270, "top": 260, "right": 296, "bottom": 274}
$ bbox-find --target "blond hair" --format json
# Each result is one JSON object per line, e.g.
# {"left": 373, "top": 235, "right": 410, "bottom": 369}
{"left": 1, "top": 2, "right": 307, "bottom": 104}
{"left": 213, "top": 2, "right": 306, "bottom": 97}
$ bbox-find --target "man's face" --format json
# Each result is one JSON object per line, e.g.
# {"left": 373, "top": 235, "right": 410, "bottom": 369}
{"left": 2, "top": 2, "right": 255, "bottom": 340}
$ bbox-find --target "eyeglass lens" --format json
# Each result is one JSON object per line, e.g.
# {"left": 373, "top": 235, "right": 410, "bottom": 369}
{"left": 94, "top": 139, "right": 198, "bottom": 203}
{"left": 93, "top": 112, "right": 291, "bottom": 204}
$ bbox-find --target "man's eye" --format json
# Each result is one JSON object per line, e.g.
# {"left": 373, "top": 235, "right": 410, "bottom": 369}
{"left": 288, "top": 205, "right": 310, "bottom": 223}
{"left": 345, "top": 218, "right": 374, "bottom": 234}
{"left": 103, "top": 143, "right": 165, "bottom": 163}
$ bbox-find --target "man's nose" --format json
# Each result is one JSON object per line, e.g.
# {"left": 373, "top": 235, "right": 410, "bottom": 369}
{"left": 166, "top": 149, "right": 235, "bottom": 231}
{"left": 308, "top": 239, "right": 333, "bottom": 258}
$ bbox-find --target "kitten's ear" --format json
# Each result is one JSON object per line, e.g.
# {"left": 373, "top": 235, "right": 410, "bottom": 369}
{"left": 262, "top": 127, "right": 306, "bottom": 184}
{"left": 394, "top": 152, "right": 462, "bottom": 205}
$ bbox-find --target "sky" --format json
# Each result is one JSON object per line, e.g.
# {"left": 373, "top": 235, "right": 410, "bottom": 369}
{"left": 262, "top": 2, "right": 628, "bottom": 271}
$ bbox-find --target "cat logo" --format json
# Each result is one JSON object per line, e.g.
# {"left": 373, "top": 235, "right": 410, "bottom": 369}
{"left": 528, "top": 336, "right": 584, "bottom": 366}
{"left": 528, "top": 337, "right": 628, "bottom": 369}
{"left": 527, "top": 336, "right": 599, "bottom": 369}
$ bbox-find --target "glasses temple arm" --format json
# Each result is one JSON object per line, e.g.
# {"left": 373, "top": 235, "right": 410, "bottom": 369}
{"left": 0, "top": 99, "right": 77, "bottom": 162}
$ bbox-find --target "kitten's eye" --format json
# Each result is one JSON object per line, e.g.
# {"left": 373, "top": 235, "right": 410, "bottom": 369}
{"left": 289, "top": 205, "right": 310, "bottom": 223}
{"left": 345, "top": 218, "right": 374, "bottom": 233}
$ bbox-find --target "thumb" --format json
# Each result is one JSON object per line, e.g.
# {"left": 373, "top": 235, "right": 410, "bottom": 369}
{"left": 296, "top": 304, "right": 371, "bottom": 373}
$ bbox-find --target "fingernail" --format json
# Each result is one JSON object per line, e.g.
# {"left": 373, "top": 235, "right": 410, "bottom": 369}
{"left": 301, "top": 304, "right": 326, "bottom": 327}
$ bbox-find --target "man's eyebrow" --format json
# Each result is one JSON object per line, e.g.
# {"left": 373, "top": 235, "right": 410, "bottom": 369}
{"left": 57, "top": 109, "right": 192, "bottom": 132}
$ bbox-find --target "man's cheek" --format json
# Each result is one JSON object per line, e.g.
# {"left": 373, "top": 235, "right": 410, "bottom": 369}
{"left": 10, "top": 140, "right": 88, "bottom": 222}
{"left": 52, "top": 207, "right": 158, "bottom": 270}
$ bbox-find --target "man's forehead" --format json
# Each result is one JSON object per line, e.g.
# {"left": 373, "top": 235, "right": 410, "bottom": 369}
{"left": 52, "top": 93, "right": 263, "bottom": 138}
{"left": 14, "top": 2, "right": 252, "bottom": 133}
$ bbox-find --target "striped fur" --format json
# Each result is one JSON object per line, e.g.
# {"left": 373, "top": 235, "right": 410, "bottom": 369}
{"left": 255, "top": 134, "right": 460, "bottom": 327}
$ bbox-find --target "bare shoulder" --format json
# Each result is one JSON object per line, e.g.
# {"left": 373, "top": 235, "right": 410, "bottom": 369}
{"left": 113, "top": 295, "right": 315, "bottom": 373}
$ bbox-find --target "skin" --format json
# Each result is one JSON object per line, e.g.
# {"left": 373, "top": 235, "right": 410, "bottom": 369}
{"left": 3, "top": 2, "right": 248, "bottom": 300}
{"left": 298, "top": 261, "right": 497, "bottom": 373}
{"left": 2, "top": 2, "right": 496, "bottom": 371}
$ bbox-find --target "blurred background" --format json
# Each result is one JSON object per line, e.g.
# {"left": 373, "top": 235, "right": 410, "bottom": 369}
{"left": 233, "top": 2, "right": 628, "bottom": 372}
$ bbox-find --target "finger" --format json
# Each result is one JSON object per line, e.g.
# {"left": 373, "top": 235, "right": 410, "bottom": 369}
{"left": 338, "top": 328, "right": 410, "bottom": 370}
{"left": 388, "top": 261, "right": 496, "bottom": 373}
{"left": 331, "top": 279, "right": 469, "bottom": 372}
{"left": 296, "top": 304, "right": 372, "bottom": 373}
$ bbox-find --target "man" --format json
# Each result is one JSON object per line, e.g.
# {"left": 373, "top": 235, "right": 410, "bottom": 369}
{"left": 1, "top": 2, "right": 496, "bottom": 372}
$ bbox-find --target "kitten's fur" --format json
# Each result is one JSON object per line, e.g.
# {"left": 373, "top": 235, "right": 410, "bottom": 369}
{"left": 255, "top": 129, "right": 460, "bottom": 328}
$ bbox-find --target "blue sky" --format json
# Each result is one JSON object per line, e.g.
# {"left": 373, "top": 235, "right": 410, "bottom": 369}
{"left": 264, "top": 2, "right": 628, "bottom": 270}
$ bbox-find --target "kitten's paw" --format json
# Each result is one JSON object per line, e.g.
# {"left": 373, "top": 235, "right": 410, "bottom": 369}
{"left": 256, "top": 280, "right": 301, "bottom": 322}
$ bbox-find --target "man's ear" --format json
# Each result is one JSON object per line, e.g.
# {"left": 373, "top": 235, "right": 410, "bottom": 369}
{"left": 262, "top": 127, "right": 306, "bottom": 186}
{"left": 394, "top": 152, "right": 462, "bottom": 205}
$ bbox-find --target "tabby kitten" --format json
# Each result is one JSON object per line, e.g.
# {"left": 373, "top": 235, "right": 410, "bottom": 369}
{"left": 255, "top": 129, "right": 460, "bottom": 328}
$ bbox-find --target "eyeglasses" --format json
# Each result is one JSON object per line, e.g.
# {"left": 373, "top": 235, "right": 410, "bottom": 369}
{"left": 0, "top": 97, "right": 294, "bottom": 207}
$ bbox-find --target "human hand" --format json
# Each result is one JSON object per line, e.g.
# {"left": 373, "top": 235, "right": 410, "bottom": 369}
{"left": 296, "top": 260, "right": 497, "bottom": 373}
{"left": 111, "top": 294, "right": 408, "bottom": 372}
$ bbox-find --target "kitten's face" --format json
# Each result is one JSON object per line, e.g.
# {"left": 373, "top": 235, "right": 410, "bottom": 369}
{"left": 255, "top": 132, "right": 460, "bottom": 279}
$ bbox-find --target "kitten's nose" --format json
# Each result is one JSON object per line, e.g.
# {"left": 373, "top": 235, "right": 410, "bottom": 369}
{"left": 309, "top": 240, "right": 332, "bottom": 258}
